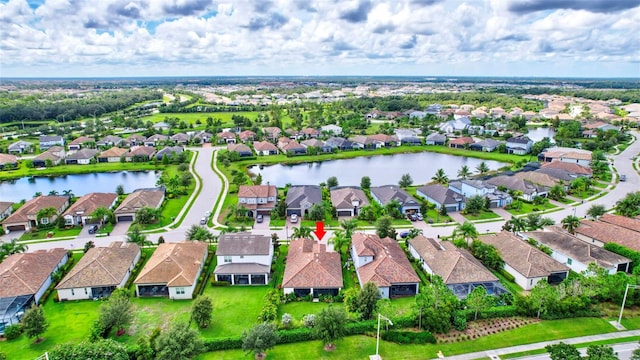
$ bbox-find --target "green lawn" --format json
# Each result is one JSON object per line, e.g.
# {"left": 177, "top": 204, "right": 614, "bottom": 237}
{"left": 423, "top": 207, "right": 453, "bottom": 223}
{"left": 141, "top": 111, "right": 263, "bottom": 126}
{"left": 19, "top": 226, "right": 82, "bottom": 240}
{"left": 278, "top": 302, "right": 343, "bottom": 323}
{"left": 506, "top": 202, "right": 557, "bottom": 216}
{"left": 0, "top": 161, "right": 168, "bottom": 181}
{"left": 463, "top": 210, "right": 501, "bottom": 221}
{"left": 570, "top": 189, "right": 599, "bottom": 200}
{"left": 200, "top": 286, "right": 271, "bottom": 339}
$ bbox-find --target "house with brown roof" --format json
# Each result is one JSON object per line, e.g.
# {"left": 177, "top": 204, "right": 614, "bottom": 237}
{"left": 279, "top": 139, "right": 306, "bottom": 155}
{"left": 170, "top": 133, "right": 191, "bottom": 145}
{"left": 124, "top": 134, "right": 147, "bottom": 147}
{"left": 486, "top": 175, "right": 549, "bottom": 201}
{"left": 514, "top": 171, "right": 560, "bottom": 189}
{"left": 0, "top": 248, "right": 68, "bottom": 334}
{"left": 521, "top": 229, "right": 630, "bottom": 275}
{"left": 214, "top": 233, "right": 272, "bottom": 285}
{"left": 62, "top": 192, "right": 118, "bottom": 226}
{"left": 448, "top": 137, "right": 475, "bottom": 149}
{"left": 237, "top": 185, "right": 278, "bottom": 217}
{"left": 68, "top": 136, "right": 95, "bottom": 151}
{"left": 301, "top": 128, "right": 321, "bottom": 138}
{"left": 539, "top": 147, "right": 593, "bottom": 168}
{"left": 125, "top": 146, "right": 156, "bottom": 162}
{"left": 56, "top": 242, "right": 141, "bottom": 300}
{"left": 368, "top": 134, "right": 400, "bottom": 147}
{"left": 262, "top": 127, "right": 282, "bottom": 141}
{"left": 144, "top": 134, "right": 168, "bottom": 147}
{"left": 282, "top": 238, "right": 343, "bottom": 298}
{"left": 217, "top": 131, "right": 237, "bottom": 144}
{"left": 330, "top": 187, "right": 370, "bottom": 217}
{"left": 227, "top": 143, "right": 253, "bottom": 157}
{"left": 32, "top": 146, "right": 65, "bottom": 167}
{"left": 351, "top": 233, "right": 420, "bottom": 298}
{"left": 408, "top": 235, "right": 506, "bottom": 299}
{"left": 2, "top": 195, "right": 69, "bottom": 233}
{"left": 134, "top": 241, "right": 208, "bottom": 299}
{"left": 574, "top": 219, "right": 640, "bottom": 252}
{"left": 599, "top": 214, "right": 640, "bottom": 233}
{"left": 114, "top": 188, "right": 165, "bottom": 222}
{"left": 239, "top": 130, "right": 256, "bottom": 142}
{"left": 97, "top": 135, "right": 124, "bottom": 148}
{"left": 97, "top": 147, "right": 128, "bottom": 163}
{"left": 253, "top": 141, "right": 279, "bottom": 156}
{"left": 479, "top": 232, "right": 569, "bottom": 290}
{"left": 0, "top": 153, "right": 18, "bottom": 170}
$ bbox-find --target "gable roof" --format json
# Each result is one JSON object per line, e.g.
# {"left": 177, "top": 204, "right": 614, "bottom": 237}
{"left": 286, "top": 185, "right": 323, "bottom": 208}
{"left": 330, "top": 187, "right": 369, "bottom": 210}
{"left": 479, "top": 232, "right": 569, "bottom": 278}
{"left": 598, "top": 214, "right": 640, "bottom": 233}
{"left": 575, "top": 219, "right": 640, "bottom": 251}
{"left": 62, "top": 192, "right": 118, "bottom": 218}
{"left": 99, "top": 147, "right": 128, "bottom": 158}
{"left": 253, "top": 141, "right": 278, "bottom": 152}
{"left": 282, "top": 238, "right": 343, "bottom": 289}
{"left": 3, "top": 196, "right": 68, "bottom": 223}
{"left": 134, "top": 242, "right": 207, "bottom": 287}
{"left": 216, "top": 232, "right": 271, "bottom": 256}
{"left": 417, "top": 184, "right": 463, "bottom": 205}
{"left": 65, "top": 148, "right": 99, "bottom": 160}
{"left": 238, "top": 185, "right": 277, "bottom": 198}
{"left": 351, "top": 233, "right": 419, "bottom": 286}
{"left": 370, "top": 185, "right": 419, "bottom": 207}
{"left": 8, "top": 140, "right": 34, "bottom": 151}
{"left": 69, "top": 136, "right": 95, "bottom": 145}
{"left": 115, "top": 189, "right": 164, "bottom": 214}
{"left": 0, "top": 249, "right": 67, "bottom": 298}
{"left": 56, "top": 242, "right": 140, "bottom": 289}
{"left": 408, "top": 235, "right": 497, "bottom": 285}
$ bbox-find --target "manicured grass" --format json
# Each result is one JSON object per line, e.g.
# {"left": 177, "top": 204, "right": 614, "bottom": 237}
{"left": 592, "top": 181, "right": 609, "bottom": 189}
{"left": 278, "top": 302, "right": 343, "bottom": 323}
{"left": 570, "top": 189, "right": 599, "bottom": 200}
{"left": 271, "top": 245, "right": 288, "bottom": 288}
{"left": 463, "top": 210, "right": 501, "bottom": 221}
{"left": 506, "top": 202, "right": 557, "bottom": 216}
{"left": 0, "top": 160, "right": 169, "bottom": 181}
{"left": 141, "top": 111, "right": 263, "bottom": 125}
{"left": 491, "top": 269, "right": 524, "bottom": 295}
{"left": 554, "top": 197, "right": 574, "bottom": 204}
{"left": 423, "top": 208, "right": 453, "bottom": 223}
{"left": 19, "top": 226, "right": 82, "bottom": 240}
{"left": 200, "top": 286, "right": 271, "bottom": 339}
{"left": 501, "top": 336, "right": 640, "bottom": 359}
{"left": 96, "top": 222, "right": 115, "bottom": 235}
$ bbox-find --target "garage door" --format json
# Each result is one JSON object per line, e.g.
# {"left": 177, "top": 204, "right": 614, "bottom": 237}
{"left": 6, "top": 225, "right": 26, "bottom": 231}
{"left": 286, "top": 209, "right": 302, "bottom": 216}
{"left": 337, "top": 210, "right": 352, "bottom": 217}
{"left": 117, "top": 215, "right": 134, "bottom": 222}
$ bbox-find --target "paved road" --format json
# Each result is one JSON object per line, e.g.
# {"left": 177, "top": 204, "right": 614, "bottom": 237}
{"left": 514, "top": 341, "right": 639, "bottom": 360}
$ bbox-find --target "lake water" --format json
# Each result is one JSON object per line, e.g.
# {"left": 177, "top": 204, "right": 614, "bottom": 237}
{"left": 0, "top": 171, "right": 160, "bottom": 203}
{"left": 249, "top": 152, "right": 509, "bottom": 187}
{"left": 526, "top": 127, "right": 556, "bottom": 142}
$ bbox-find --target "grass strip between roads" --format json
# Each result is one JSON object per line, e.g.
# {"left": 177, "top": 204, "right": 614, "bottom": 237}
{"left": 500, "top": 336, "right": 640, "bottom": 359}
{"left": 169, "top": 150, "right": 201, "bottom": 229}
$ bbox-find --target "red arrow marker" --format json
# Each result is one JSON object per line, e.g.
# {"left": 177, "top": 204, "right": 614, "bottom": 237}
{"left": 314, "top": 221, "right": 326, "bottom": 241}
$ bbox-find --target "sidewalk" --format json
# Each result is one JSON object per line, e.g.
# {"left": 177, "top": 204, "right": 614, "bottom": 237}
{"left": 441, "top": 329, "right": 640, "bottom": 359}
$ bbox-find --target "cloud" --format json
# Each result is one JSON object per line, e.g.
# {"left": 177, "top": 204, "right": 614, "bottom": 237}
{"left": 410, "top": 0, "right": 443, "bottom": 6}
{"left": 109, "top": 2, "right": 143, "bottom": 19}
{"left": 333, "top": 41, "right": 356, "bottom": 51}
{"left": 246, "top": 12, "right": 288, "bottom": 31}
{"left": 293, "top": 0, "right": 316, "bottom": 12}
{"left": 162, "top": 0, "right": 213, "bottom": 16}
{"left": 253, "top": 1, "right": 273, "bottom": 13}
{"left": 508, "top": 0, "right": 640, "bottom": 14}
{"left": 339, "top": 0, "right": 373, "bottom": 23}
{"left": 372, "top": 23, "right": 396, "bottom": 34}
{"left": 400, "top": 34, "right": 417, "bottom": 49}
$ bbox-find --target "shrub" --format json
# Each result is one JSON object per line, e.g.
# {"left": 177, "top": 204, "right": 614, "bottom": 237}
{"left": 281, "top": 313, "right": 293, "bottom": 329}
{"left": 380, "top": 330, "right": 436, "bottom": 344}
{"left": 498, "top": 268, "right": 515, "bottom": 282}
{"left": 453, "top": 312, "right": 467, "bottom": 331}
{"left": 203, "top": 337, "right": 243, "bottom": 351}
{"left": 345, "top": 320, "right": 377, "bottom": 335}
{"left": 284, "top": 292, "right": 297, "bottom": 303}
{"left": 210, "top": 280, "right": 230, "bottom": 287}
{"left": 3, "top": 324, "right": 23, "bottom": 340}
{"left": 277, "top": 328, "right": 314, "bottom": 344}
{"left": 303, "top": 314, "right": 316, "bottom": 328}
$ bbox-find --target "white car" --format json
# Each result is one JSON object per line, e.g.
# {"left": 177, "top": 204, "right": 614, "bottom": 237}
{"left": 204, "top": 211, "right": 211, "bottom": 217}
{"left": 290, "top": 214, "right": 298, "bottom": 223}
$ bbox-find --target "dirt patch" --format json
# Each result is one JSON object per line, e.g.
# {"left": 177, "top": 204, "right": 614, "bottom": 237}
{"left": 324, "top": 343, "right": 336, "bottom": 352}
{"left": 436, "top": 317, "right": 539, "bottom": 343}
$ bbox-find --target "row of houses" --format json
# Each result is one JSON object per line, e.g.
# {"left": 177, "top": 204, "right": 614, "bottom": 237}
{"left": 23, "top": 145, "right": 185, "bottom": 167}
{"left": 1, "top": 189, "right": 165, "bottom": 233}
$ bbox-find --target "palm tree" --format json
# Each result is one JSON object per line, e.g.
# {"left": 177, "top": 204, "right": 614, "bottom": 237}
{"left": 505, "top": 217, "right": 526, "bottom": 233}
{"left": 91, "top": 207, "right": 113, "bottom": 226}
{"left": 457, "top": 165, "right": 471, "bottom": 179}
{"left": 549, "top": 184, "right": 566, "bottom": 200}
{"left": 48, "top": 190, "right": 59, "bottom": 196}
{"left": 292, "top": 226, "right": 313, "bottom": 239}
{"left": 330, "top": 230, "right": 349, "bottom": 254}
{"left": 62, "top": 189, "right": 74, "bottom": 200}
{"left": 36, "top": 207, "right": 57, "bottom": 225}
{"left": 185, "top": 225, "right": 214, "bottom": 242}
{"left": 0, "top": 239, "right": 28, "bottom": 262}
{"left": 476, "top": 161, "right": 490, "bottom": 175}
{"left": 431, "top": 168, "right": 449, "bottom": 185}
{"left": 454, "top": 221, "right": 478, "bottom": 247}
{"left": 339, "top": 218, "right": 358, "bottom": 239}
{"left": 561, "top": 215, "right": 581, "bottom": 235}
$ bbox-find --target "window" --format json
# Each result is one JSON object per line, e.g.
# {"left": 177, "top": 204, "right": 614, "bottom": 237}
{"left": 240, "top": 255, "right": 244, "bottom": 259}
{"left": 567, "top": 258, "right": 573, "bottom": 265}
{"left": 71, "top": 289, "right": 75, "bottom": 296}
{"left": 40, "top": 218, "right": 49, "bottom": 225}
{"left": 84, "top": 288, "right": 88, "bottom": 294}
{"left": 224, "top": 256, "right": 232, "bottom": 263}
{"left": 176, "top": 288, "right": 185, "bottom": 295}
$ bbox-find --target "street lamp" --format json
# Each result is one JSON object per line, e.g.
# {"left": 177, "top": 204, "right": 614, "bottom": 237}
{"left": 617, "top": 283, "right": 640, "bottom": 327}
{"left": 371, "top": 313, "right": 393, "bottom": 360}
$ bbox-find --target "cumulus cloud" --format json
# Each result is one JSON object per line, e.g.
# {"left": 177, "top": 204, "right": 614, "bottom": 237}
{"left": 508, "top": 0, "right": 640, "bottom": 14}
{"left": 162, "top": 0, "right": 213, "bottom": 16}
{"left": 339, "top": 0, "right": 373, "bottom": 23}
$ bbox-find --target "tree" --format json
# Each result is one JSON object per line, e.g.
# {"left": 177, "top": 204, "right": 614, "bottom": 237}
{"left": 616, "top": 191, "right": 640, "bottom": 218}
{"left": 22, "top": 304, "right": 48, "bottom": 342}
{"left": 242, "top": 323, "right": 278, "bottom": 359}
{"left": 340, "top": 218, "right": 358, "bottom": 239}
{"left": 255, "top": 173, "right": 263, "bottom": 185}
{"left": 375, "top": 215, "right": 395, "bottom": 239}
{"left": 398, "top": 173, "right": 413, "bottom": 187}
{"left": 586, "top": 344, "right": 619, "bottom": 360}
{"left": 191, "top": 296, "right": 213, "bottom": 328}
{"left": 530, "top": 281, "right": 558, "bottom": 318}
{"left": 545, "top": 342, "right": 581, "bottom": 360}
{"left": 98, "top": 289, "right": 133, "bottom": 336}
{"left": 126, "top": 224, "right": 148, "bottom": 246}
{"left": 561, "top": 215, "right": 581, "bottom": 235}
{"left": 414, "top": 276, "right": 459, "bottom": 333}
{"left": 466, "top": 286, "right": 492, "bottom": 320}
{"left": 36, "top": 206, "right": 57, "bottom": 225}
{"left": 49, "top": 340, "right": 129, "bottom": 360}
{"left": 457, "top": 165, "right": 472, "bottom": 179}
{"left": 314, "top": 306, "right": 347, "bottom": 351}
{"left": 48, "top": 190, "right": 59, "bottom": 195}
{"left": 464, "top": 195, "right": 486, "bottom": 215}
{"left": 307, "top": 203, "right": 327, "bottom": 221}
{"left": 83, "top": 240, "right": 95, "bottom": 253}
{"left": 503, "top": 216, "right": 526, "bottom": 233}
{"left": 549, "top": 184, "right": 567, "bottom": 200}
{"left": 91, "top": 206, "right": 113, "bottom": 226}
{"left": 135, "top": 207, "right": 160, "bottom": 224}
{"left": 431, "top": 168, "right": 449, "bottom": 185}
{"left": 476, "top": 161, "right": 490, "bottom": 175}
{"left": 115, "top": 184, "right": 125, "bottom": 196}
{"left": 454, "top": 221, "right": 478, "bottom": 247}
{"left": 155, "top": 322, "right": 204, "bottom": 360}
{"left": 587, "top": 204, "right": 607, "bottom": 220}
{"left": 383, "top": 199, "right": 403, "bottom": 219}
{"left": 185, "top": 225, "right": 214, "bottom": 242}
{"left": 0, "top": 238, "right": 28, "bottom": 262}
{"left": 357, "top": 282, "right": 381, "bottom": 320}
{"left": 291, "top": 226, "right": 312, "bottom": 239}
{"left": 327, "top": 176, "right": 339, "bottom": 188}
{"left": 470, "top": 241, "right": 504, "bottom": 270}
{"left": 360, "top": 176, "right": 371, "bottom": 190}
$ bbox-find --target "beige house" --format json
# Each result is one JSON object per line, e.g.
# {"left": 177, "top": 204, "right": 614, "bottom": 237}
{"left": 282, "top": 238, "right": 343, "bottom": 298}
{"left": 97, "top": 147, "right": 128, "bottom": 163}
{"left": 2, "top": 196, "right": 69, "bottom": 233}
{"left": 114, "top": 188, "right": 165, "bottom": 222}
{"left": 62, "top": 192, "right": 118, "bottom": 226}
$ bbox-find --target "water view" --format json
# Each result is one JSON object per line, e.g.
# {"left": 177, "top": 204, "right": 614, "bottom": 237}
{"left": 525, "top": 127, "right": 556, "bottom": 142}
{"left": 249, "top": 152, "right": 509, "bottom": 187}
{"left": 0, "top": 171, "right": 161, "bottom": 203}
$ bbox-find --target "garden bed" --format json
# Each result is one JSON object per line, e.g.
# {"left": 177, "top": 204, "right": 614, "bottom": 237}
{"left": 436, "top": 317, "right": 539, "bottom": 343}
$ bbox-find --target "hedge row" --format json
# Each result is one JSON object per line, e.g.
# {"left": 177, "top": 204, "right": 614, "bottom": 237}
{"left": 498, "top": 268, "right": 515, "bottom": 282}
{"left": 604, "top": 243, "right": 640, "bottom": 271}
{"left": 380, "top": 330, "right": 436, "bottom": 344}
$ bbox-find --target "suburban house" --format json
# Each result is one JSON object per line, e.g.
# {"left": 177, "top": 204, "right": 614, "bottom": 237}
{"left": 368, "top": 134, "right": 400, "bottom": 147}
{"left": 192, "top": 131, "right": 213, "bottom": 143}
{"left": 227, "top": 143, "right": 253, "bottom": 157}
{"left": 521, "top": 229, "right": 630, "bottom": 274}
{"left": 239, "top": 130, "right": 256, "bottom": 142}
{"left": 262, "top": 127, "right": 282, "bottom": 141}
{"left": 217, "top": 131, "right": 237, "bottom": 144}
{"left": 253, "top": 141, "right": 279, "bottom": 156}
{"left": 170, "top": 133, "right": 191, "bottom": 145}
{"left": 301, "top": 128, "right": 321, "bottom": 138}
{"left": 152, "top": 122, "right": 170, "bottom": 131}
{"left": 1, "top": 195, "right": 69, "bottom": 233}
{"left": 62, "top": 192, "right": 118, "bottom": 226}
{"left": 114, "top": 188, "right": 165, "bottom": 222}
{"left": 325, "top": 137, "right": 354, "bottom": 151}
{"left": 599, "top": 213, "right": 640, "bottom": 233}
{"left": 574, "top": 218, "right": 640, "bottom": 252}
{"left": 144, "top": 134, "right": 168, "bottom": 147}
{"left": 67, "top": 136, "right": 95, "bottom": 151}
{"left": 214, "top": 233, "right": 273, "bottom": 285}
{"left": 282, "top": 238, "right": 343, "bottom": 298}
{"left": 56, "top": 242, "right": 141, "bottom": 301}
{"left": 330, "top": 187, "right": 370, "bottom": 217}
{"left": 479, "top": 232, "right": 569, "bottom": 290}
{"left": 351, "top": 233, "right": 420, "bottom": 299}
{"left": 448, "top": 137, "right": 475, "bottom": 149}
{"left": 448, "top": 180, "right": 512, "bottom": 208}
{"left": 125, "top": 146, "right": 156, "bottom": 162}
{"left": 64, "top": 148, "right": 98, "bottom": 165}
{"left": 8, "top": 140, "right": 34, "bottom": 154}
{"left": 321, "top": 124, "right": 342, "bottom": 135}
{"left": 279, "top": 139, "right": 306, "bottom": 155}
{"left": 284, "top": 128, "right": 303, "bottom": 140}
{"left": 155, "top": 146, "right": 184, "bottom": 160}
{"left": 439, "top": 117, "right": 471, "bottom": 133}
{"left": 425, "top": 133, "right": 447, "bottom": 145}
{"left": 407, "top": 235, "right": 506, "bottom": 299}
{"left": 539, "top": 161, "right": 592, "bottom": 177}
{"left": 469, "top": 139, "right": 502, "bottom": 152}
{"left": 237, "top": 185, "right": 278, "bottom": 217}
{"left": 506, "top": 136, "right": 533, "bottom": 155}
{"left": 124, "top": 134, "right": 147, "bottom": 147}
{"left": 134, "top": 241, "right": 208, "bottom": 299}
{"left": 513, "top": 171, "right": 561, "bottom": 190}
{"left": 0, "top": 202, "right": 12, "bottom": 220}
{"left": 486, "top": 175, "right": 549, "bottom": 201}
{"left": 301, "top": 139, "right": 332, "bottom": 153}
{"left": 0, "top": 248, "right": 68, "bottom": 335}
{"left": 285, "top": 185, "right": 323, "bottom": 217}
{"left": 32, "top": 146, "right": 65, "bottom": 167}
{"left": 417, "top": 184, "right": 465, "bottom": 212}
{"left": 370, "top": 185, "right": 421, "bottom": 214}
{"left": 96, "top": 135, "right": 124, "bottom": 148}
{"left": 39, "top": 135, "right": 65, "bottom": 150}
{"left": 0, "top": 154, "right": 18, "bottom": 170}
{"left": 97, "top": 147, "right": 128, "bottom": 163}
{"left": 539, "top": 147, "right": 593, "bottom": 167}
{"left": 350, "top": 135, "right": 380, "bottom": 150}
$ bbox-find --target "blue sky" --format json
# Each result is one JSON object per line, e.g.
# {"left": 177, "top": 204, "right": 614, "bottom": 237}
{"left": 0, "top": 0, "right": 639, "bottom": 78}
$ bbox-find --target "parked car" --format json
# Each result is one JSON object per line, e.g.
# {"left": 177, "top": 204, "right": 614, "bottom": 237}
{"left": 256, "top": 214, "right": 263, "bottom": 223}
{"left": 204, "top": 211, "right": 211, "bottom": 217}
{"left": 290, "top": 214, "right": 298, "bottom": 223}
{"left": 408, "top": 214, "right": 418, "bottom": 222}
{"left": 399, "top": 231, "right": 409, "bottom": 238}
{"left": 88, "top": 225, "right": 98, "bottom": 234}
{"left": 416, "top": 213, "right": 424, "bottom": 221}
{"left": 200, "top": 217, "right": 207, "bottom": 225}
{"left": 620, "top": 174, "right": 627, "bottom": 182}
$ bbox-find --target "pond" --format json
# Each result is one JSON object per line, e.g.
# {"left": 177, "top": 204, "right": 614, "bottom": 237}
{"left": 0, "top": 171, "right": 161, "bottom": 203}
{"left": 526, "top": 127, "right": 556, "bottom": 142}
{"left": 249, "top": 152, "right": 509, "bottom": 187}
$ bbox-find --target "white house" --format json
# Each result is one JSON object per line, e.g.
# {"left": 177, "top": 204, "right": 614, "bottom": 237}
{"left": 214, "top": 233, "right": 273, "bottom": 285}
{"left": 62, "top": 192, "right": 118, "bottom": 226}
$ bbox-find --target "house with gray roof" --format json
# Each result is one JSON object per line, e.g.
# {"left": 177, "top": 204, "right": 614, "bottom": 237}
{"left": 214, "top": 233, "right": 273, "bottom": 285}
{"left": 301, "top": 139, "right": 332, "bottom": 153}
{"left": 155, "top": 146, "right": 184, "bottom": 160}
{"left": 425, "top": 133, "right": 447, "bottom": 145}
{"left": 325, "top": 137, "right": 354, "bottom": 151}
{"left": 416, "top": 184, "right": 465, "bottom": 212}
{"left": 144, "top": 134, "right": 168, "bottom": 147}
{"left": 486, "top": 175, "right": 549, "bottom": 201}
{"left": 330, "top": 187, "right": 370, "bottom": 217}
{"left": 8, "top": 140, "right": 34, "bottom": 154}
{"left": 64, "top": 148, "right": 98, "bottom": 165}
{"left": 321, "top": 124, "right": 342, "bottom": 135}
{"left": 97, "top": 135, "right": 124, "bottom": 148}
{"left": 439, "top": 117, "right": 471, "bottom": 133}
{"left": 506, "top": 136, "right": 533, "bottom": 155}
{"left": 448, "top": 179, "right": 512, "bottom": 208}
{"left": 285, "top": 185, "right": 323, "bottom": 217}
{"left": 0, "top": 202, "right": 12, "bottom": 220}
{"left": 39, "top": 135, "right": 64, "bottom": 150}
{"left": 470, "top": 139, "right": 502, "bottom": 152}
{"left": 370, "top": 185, "right": 421, "bottom": 214}
{"left": 170, "top": 133, "right": 191, "bottom": 145}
